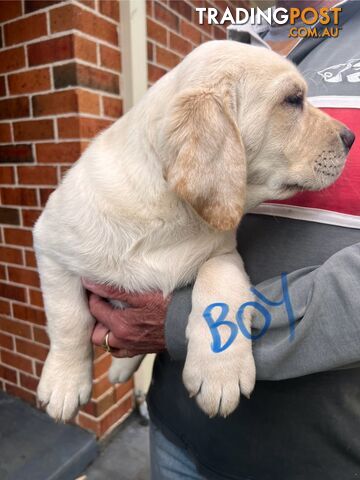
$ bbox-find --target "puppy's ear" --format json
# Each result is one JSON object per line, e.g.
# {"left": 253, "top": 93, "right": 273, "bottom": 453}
{"left": 165, "top": 85, "right": 246, "bottom": 231}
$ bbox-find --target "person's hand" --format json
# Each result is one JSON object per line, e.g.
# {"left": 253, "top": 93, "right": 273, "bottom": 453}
{"left": 82, "top": 279, "right": 171, "bottom": 358}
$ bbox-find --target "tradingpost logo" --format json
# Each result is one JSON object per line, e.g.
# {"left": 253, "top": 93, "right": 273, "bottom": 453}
{"left": 196, "top": 6, "right": 342, "bottom": 38}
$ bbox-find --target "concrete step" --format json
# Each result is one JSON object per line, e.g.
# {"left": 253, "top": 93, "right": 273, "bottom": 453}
{"left": 0, "top": 391, "right": 98, "bottom": 480}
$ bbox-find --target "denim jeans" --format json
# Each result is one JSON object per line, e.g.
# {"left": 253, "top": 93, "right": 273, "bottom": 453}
{"left": 150, "top": 421, "right": 205, "bottom": 479}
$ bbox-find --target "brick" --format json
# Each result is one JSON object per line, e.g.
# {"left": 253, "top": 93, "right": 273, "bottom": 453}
{"left": 4, "top": 228, "right": 33, "bottom": 247}
{"left": 83, "top": 388, "right": 116, "bottom": 417}
{"left": 0, "top": 47, "right": 25, "bottom": 74}
{"left": 0, "top": 1, "right": 22, "bottom": 23}
{"left": 1, "top": 349, "right": 33, "bottom": 373}
{"left": 0, "top": 317, "right": 31, "bottom": 338}
{"left": 180, "top": 20, "right": 201, "bottom": 44}
{"left": 36, "top": 142, "right": 83, "bottom": 163}
{"left": 0, "top": 76, "right": 6, "bottom": 97}
{"left": 168, "top": 0, "right": 192, "bottom": 20}
{"left": 99, "top": 396, "right": 133, "bottom": 437}
{"left": 0, "top": 97, "right": 29, "bottom": 120}
{"left": 50, "top": 4, "right": 118, "bottom": 45}
{"left": 0, "top": 166, "right": 14, "bottom": 183}
{"left": 13, "top": 120, "right": 54, "bottom": 141}
{"left": 25, "top": 250, "right": 37, "bottom": 268}
{"left": 0, "top": 332, "right": 14, "bottom": 350}
{"left": 54, "top": 63, "right": 120, "bottom": 95}
{"left": 0, "top": 365, "right": 17, "bottom": 383}
{"left": 16, "top": 338, "right": 48, "bottom": 361}
{"left": 146, "top": 0, "right": 153, "bottom": 16}
{"left": 0, "top": 265, "right": 5, "bottom": 281}
{"left": 74, "top": 35, "right": 97, "bottom": 64}
{"left": 0, "top": 207, "right": 20, "bottom": 225}
{"left": 103, "top": 97, "right": 122, "bottom": 118}
{"left": 77, "top": 90, "right": 100, "bottom": 115}
{"left": 147, "top": 19, "right": 167, "bottom": 45}
{"left": 156, "top": 46, "right": 180, "bottom": 69}
{"left": 0, "top": 265, "right": 6, "bottom": 281}
{"left": 33, "top": 326, "right": 49, "bottom": 345}
{"left": 39, "top": 188, "right": 54, "bottom": 206}
{"left": 59, "top": 165, "right": 70, "bottom": 179}
{"left": 148, "top": 41, "right": 154, "bottom": 62}
{"left": 25, "top": 0, "right": 60, "bottom": 14}
{"left": 35, "top": 361, "right": 43, "bottom": 377}
{"left": 6, "top": 384, "right": 36, "bottom": 405}
{"left": 79, "top": 0, "right": 96, "bottom": 8}
{"left": 4, "top": 13, "right": 47, "bottom": 47}
{"left": 0, "top": 282, "right": 26, "bottom": 301}
{"left": 169, "top": 32, "right": 192, "bottom": 54}
{"left": 154, "top": 2, "right": 179, "bottom": 31}
{"left": 115, "top": 379, "right": 133, "bottom": 401}
{"left": 58, "top": 117, "right": 111, "bottom": 139}
{"left": 13, "top": 304, "right": 46, "bottom": 325}
{"left": 214, "top": 25, "right": 226, "bottom": 39}
{"left": 17, "top": 165, "right": 57, "bottom": 185}
{"left": 92, "top": 373, "right": 111, "bottom": 399}
{"left": 22, "top": 209, "right": 41, "bottom": 228}
{"left": 93, "top": 346, "right": 106, "bottom": 361}
{"left": 8, "top": 68, "right": 51, "bottom": 94}
{"left": 0, "top": 145, "right": 34, "bottom": 164}
{"left": 0, "top": 299, "right": 11, "bottom": 315}
{"left": 0, "top": 124, "right": 11, "bottom": 143}
{"left": 1, "top": 188, "right": 37, "bottom": 207}
{"left": 99, "top": 0, "right": 120, "bottom": 21}
{"left": 8, "top": 266, "right": 40, "bottom": 287}
{"left": 0, "top": 246, "right": 23, "bottom": 265}
{"left": 33, "top": 90, "right": 77, "bottom": 116}
{"left": 29, "top": 289, "right": 43, "bottom": 308}
{"left": 148, "top": 64, "right": 167, "bottom": 83}
{"left": 20, "top": 373, "right": 39, "bottom": 392}
{"left": 100, "top": 45, "right": 121, "bottom": 71}
{"left": 77, "top": 413, "right": 99, "bottom": 435}
{"left": 93, "top": 353, "right": 112, "bottom": 378}
{"left": 28, "top": 35, "right": 73, "bottom": 66}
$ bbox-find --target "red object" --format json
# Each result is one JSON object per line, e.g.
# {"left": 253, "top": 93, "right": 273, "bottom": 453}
{"left": 269, "top": 108, "right": 360, "bottom": 216}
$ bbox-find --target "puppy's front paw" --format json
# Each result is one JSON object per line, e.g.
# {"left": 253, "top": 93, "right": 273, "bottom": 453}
{"left": 37, "top": 352, "right": 92, "bottom": 422}
{"left": 109, "top": 355, "right": 144, "bottom": 384}
{"left": 183, "top": 340, "right": 255, "bottom": 417}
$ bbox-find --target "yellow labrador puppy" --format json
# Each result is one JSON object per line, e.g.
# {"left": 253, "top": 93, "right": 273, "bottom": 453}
{"left": 34, "top": 41, "right": 352, "bottom": 421}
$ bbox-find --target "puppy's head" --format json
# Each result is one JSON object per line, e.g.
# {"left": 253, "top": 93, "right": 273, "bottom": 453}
{"left": 162, "top": 41, "right": 354, "bottom": 230}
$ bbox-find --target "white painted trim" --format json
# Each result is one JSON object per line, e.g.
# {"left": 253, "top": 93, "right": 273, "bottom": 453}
{"left": 120, "top": 0, "right": 148, "bottom": 113}
{"left": 308, "top": 96, "right": 360, "bottom": 109}
{"left": 249, "top": 204, "right": 360, "bottom": 229}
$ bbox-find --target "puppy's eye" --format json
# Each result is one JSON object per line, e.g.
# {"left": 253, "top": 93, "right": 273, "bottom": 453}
{"left": 284, "top": 93, "right": 304, "bottom": 108}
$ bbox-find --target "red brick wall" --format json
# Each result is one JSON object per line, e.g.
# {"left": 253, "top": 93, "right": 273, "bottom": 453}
{"left": 147, "top": 0, "right": 250, "bottom": 84}
{"left": 0, "top": 0, "right": 248, "bottom": 438}
{"left": 0, "top": 0, "right": 132, "bottom": 439}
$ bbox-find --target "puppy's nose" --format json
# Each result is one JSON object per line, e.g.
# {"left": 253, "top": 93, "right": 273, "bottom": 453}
{"left": 340, "top": 128, "right": 355, "bottom": 151}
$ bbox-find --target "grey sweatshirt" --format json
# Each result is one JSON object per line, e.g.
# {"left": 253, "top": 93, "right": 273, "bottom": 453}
{"left": 148, "top": 3, "right": 360, "bottom": 479}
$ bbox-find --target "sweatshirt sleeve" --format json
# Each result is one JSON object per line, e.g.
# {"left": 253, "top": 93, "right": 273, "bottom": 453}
{"left": 165, "top": 242, "right": 360, "bottom": 380}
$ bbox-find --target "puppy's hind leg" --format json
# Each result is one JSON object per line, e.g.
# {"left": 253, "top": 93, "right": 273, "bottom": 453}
{"left": 109, "top": 355, "right": 145, "bottom": 384}
{"left": 36, "top": 253, "right": 94, "bottom": 422}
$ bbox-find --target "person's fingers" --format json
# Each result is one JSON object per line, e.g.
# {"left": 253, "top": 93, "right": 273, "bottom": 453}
{"left": 92, "top": 322, "right": 129, "bottom": 351}
{"left": 91, "top": 322, "right": 108, "bottom": 346}
{"left": 83, "top": 278, "right": 165, "bottom": 308}
{"left": 88, "top": 294, "right": 133, "bottom": 336}
{"left": 82, "top": 278, "right": 129, "bottom": 301}
{"left": 111, "top": 349, "right": 143, "bottom": 358}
